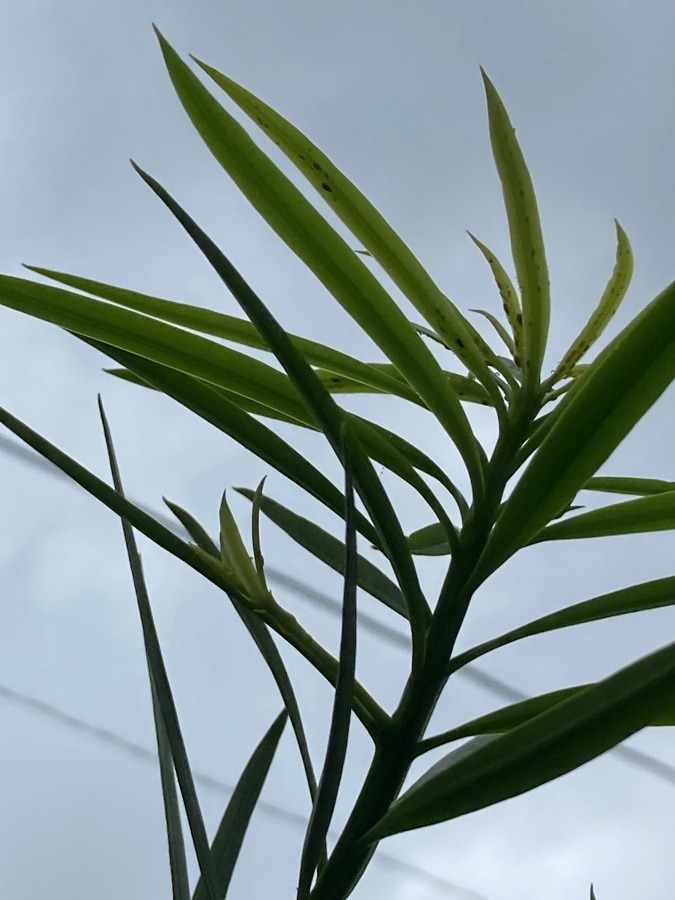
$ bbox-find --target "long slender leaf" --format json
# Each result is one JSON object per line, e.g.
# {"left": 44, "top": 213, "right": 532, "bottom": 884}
{"left": 236, "top": 488, "right": 407, "bottom": 618}
{"left": 475, "top": 279, "right": 675, "bottom": 582}
{"left": 482, "top": 71, "right": 550, "bottom": 389}
{"left": 406, "top": 521, "right": 451, "bottom": 556}
{"left": 419, "top": 682, "right": 675, "bottom": 755}
{"left": 130, "top": 161, "right": 431, "bottom": 661}
{"left": 367, "top": 636, "right": 675, "bottom": 838}
{"left": 0, "top": 405, "right": 385, "bottom": 737}
{"left": 584, "top": 476, "right": 675, "bottom": 497}
{"left": 297, "top": 432, "right": 358, "bottom": 899}
{"left": 26, "top": 266, "right": 426, "bottom": 406}
{"left": 534, "top": 491, "right": 675, "bottom": 543}
{"left": 192, "top": 711, "right": 287, "bottom": 900}
{"left": 97, "top": 399, "right": 220, "bottom": 900}
{"left": 191, "top": 54, "right": 505, "bottom": 411}
{"left": 552, "top": 220, "right": 633, "bottom": 381}
{"left": 448, "top": 576, "right": 675, "bottom": 674}
{"left": 154, "top": 31, "right": 486, "bottom": 494}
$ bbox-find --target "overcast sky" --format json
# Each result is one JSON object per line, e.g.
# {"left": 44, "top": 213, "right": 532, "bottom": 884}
{"left": 1, "top": 2, "right": 674, "bottom": 899}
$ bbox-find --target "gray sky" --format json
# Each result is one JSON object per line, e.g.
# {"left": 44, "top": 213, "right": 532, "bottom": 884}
{"left": 1, "top": 2, "right": 674, "bottom": 898}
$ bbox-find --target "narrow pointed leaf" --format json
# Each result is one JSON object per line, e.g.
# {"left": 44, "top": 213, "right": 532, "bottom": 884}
{"left": 470, "top": 308, "right": 516, "bottom": 357}
{"left": 97, "top": 400, "right": 220, "bottom": 900}
{"left": 154, "top": 32, "right": 485, "bottom": 491}
{"left": 482, "top": 71, "right": 550, "bottom": 388}
{"left": 131, "top": 161, "right": 431, "bottom": 654}
{"left": 584, "top": 476, "right": 675, "bottom": 497}
{"left": 534, "top": 491, "right": 675, "bottom": 542}
{"left": 552, "top": 220, "right": 633, "bottom": 380}
{"left": 297, "top": 438, "right": 358, "bottom": 899}
{"left": 236, "top": 488, "right": 407, "bottom": 618}
{"left": 192, "top": 712, "right": 287, "bottom": 900}
{"left": 468, "top": 233, "right": 522, "bottom": 364}
{"left": 449, "top": 575, "right": 675, "bottom": 674}
{"left": 476, "top": 280, "right": 675, "bottom": 581}
{"left": 26, "top": 266, "right": 426, "bottom": 406}
{"left": 368, "top": 636, "right": 675, "bottom": 838}
{"left": 191, "top": 55, "right": 504, "bottom": 409}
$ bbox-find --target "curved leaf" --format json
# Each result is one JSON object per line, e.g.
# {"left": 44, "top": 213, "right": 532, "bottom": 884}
{"left": 534, "top": 491, "right": 675, "bottom": 543}
{"left": 584, "top": 476, "right": 675, "bottom": 497}
{"left": 367, "top": 636, "right": 675, "bottom": 838}
{"left": 407, "top": 522, "right": 451, "bottom": 556}
{"left": 476, "top": 279, "right": 675, "bottom": 582}
{"left": 552, "top": 220, "right": 633, "bottom": 381}
{"left": 191, "top": 54, "right": 505, "bottom": 410}
{"left": 155, "top": 31, "right": 485, "bottom": 492}
{"left": 482, "top": 71, "right": 550, "bottom": 388}
{"left": 448, "top": 576, "right": 675, "bottom": 674}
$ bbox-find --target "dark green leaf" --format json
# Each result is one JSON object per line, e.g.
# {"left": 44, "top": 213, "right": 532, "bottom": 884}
{"left": 368, "top": 636, "right": 675, "bottom": 838}
{"left": 297, "top": 431, "right": 358, "bottom": 898}
{"left": 97, "top": 399, "right": 219, "bottom": 900}
{"left": 192, "top": 712, "right": 287, "bottom": 900}
{"left": 406, "top": 522, "right": 451, "bottom": 556}
{"left": 534, "top": 491, "right": 675, "bottom": 542}
{"left": 584, "top": 476, "right": 675, "bottom": 497}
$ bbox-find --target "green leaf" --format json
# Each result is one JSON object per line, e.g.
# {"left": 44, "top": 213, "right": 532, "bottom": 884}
{"left": 482, "top": 71, "right": 550, "bottom": 389}
{"left": 552, "top": 220, "right": 633, "bottom": 381}
{"left": 26, "top": 266, "right": 426, "bottom": 407}
{"left": 191, "top": 54, "right": 505, "bottom": 411}
{"left": 235, "top": 488, "right": 407, "bottom": 618}
{"left": 219, "top": 489, "right": 271, "bottom": 604}
{"left": 421, "top": 681, "right": 675, "bottom": 755}
{"left": 86, "top": 340, "right": 382, "bottom": 548}
{"left": 470, "top": 308, "right": 516, "bottom": 358}
{"left": 467, "top": 233, "right": 522, "bottom": 364}
{"left": 476, "top": 279, "right": 675, "bottom": 582}
{"left": 154, "top": 31, "right": 486, "bottom": 493}
{"left": 534, "top": 491, "right": 675, "bottom": 543}
{"left": 584, "top": 476, "right": 675, "bottom": 497}
{"left": 97, "top": 399, "right": 220, "bottom": 900}
{"left": 130, "top": 160, "right": 431, "bottom": 661}
{"left": 297, "top": 433, "right": 358, "bottom": 899}
{"left": 192, "top": 711, "right": 287, "bottom": 900}
{"left": 406, "top": 522, "right": 451, "bottom": 556}
{"left": 367, "top": 636, "right": 675, "bottom": 838}
{"left": 449, "top": 576, "right": 675, "bottom": 674}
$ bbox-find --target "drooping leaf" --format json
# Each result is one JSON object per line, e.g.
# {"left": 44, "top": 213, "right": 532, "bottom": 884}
{"left": 236, "top": 487, "right": 408, "bottom": 618}
{"left": 552, "top": 220, "right": 633, "bottom": 381}
{"left": 154, "top": 32, "right": 487, "bottom": 494}
{"left": 448, "top": 576, "right": 675, "bottom": 674}
{"left": 97, "top": 399, "right": 220, "bottom": 900}
{"left": 297, "top": 431, "right": 358, "bottom": 898}
{"left": 130, "top": 159, "right": 431, "bottom": 657}
{"left": 191, "top": 54, "right": 505, "bottom": 410}
{"left": 534, "top": 491, "right": 675, "bottom": 543}
{"left": 367, "top": 636, "right": 675, "bottom": 838}
{"left": 192, "top": 712, "right": 287, "bottom": 900}
{"left": 482, "top": 71, "right": 550, "bottom": 389}
{"left": 475, "top": 279, "right": 675, "bottom": 582}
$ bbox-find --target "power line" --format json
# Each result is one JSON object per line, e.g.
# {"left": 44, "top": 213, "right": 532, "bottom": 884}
{"left": 0, "top": 681, "right": 489, "bottom": 900}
